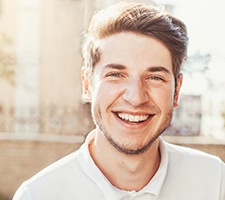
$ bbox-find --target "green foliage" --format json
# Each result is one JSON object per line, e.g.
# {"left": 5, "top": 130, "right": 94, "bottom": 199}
{"left": 182, "top": 52, "right": 212, "bottom": 87}
{"left": 0, "top": 31, "right": 16, "bottom": 85}
{"left": 183, "top": 52, "right": 211, "bottom": 74}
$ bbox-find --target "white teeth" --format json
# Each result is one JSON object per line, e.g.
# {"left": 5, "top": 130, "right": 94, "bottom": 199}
{"left": 117, "top": 113, "right": 149, "bottom": 122}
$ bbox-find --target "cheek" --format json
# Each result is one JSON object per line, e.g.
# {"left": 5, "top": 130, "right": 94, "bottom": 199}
{"left": 151, "top": 87, "right": 175, "bottom": 108}
{"left": 91, "top": 82, "right": 115, "bottom": 111}
{"left": 96, "top": 81, "right": 122, "bottom": 99}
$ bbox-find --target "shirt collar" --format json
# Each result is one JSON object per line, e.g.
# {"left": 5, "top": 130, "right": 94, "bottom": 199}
{"left": 139, "top": 137, "right": 169, "bottom": 196}
{"left": 79, "top": 130, "right": 169, "bottom": 199}
{"left": 79, "top": 130, "right": 125, "bottom": 200}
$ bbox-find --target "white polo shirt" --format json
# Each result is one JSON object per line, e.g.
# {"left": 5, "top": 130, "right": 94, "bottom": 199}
{"left": 13, "top": 131, "right": 225, "bottom": 200}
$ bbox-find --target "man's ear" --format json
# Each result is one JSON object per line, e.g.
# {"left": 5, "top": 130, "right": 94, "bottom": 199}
{"left": 81, "top": 67, "right": 92, "bottom": 102}
{"left": 173, "top": 73, "right": 183, "bottom": 108}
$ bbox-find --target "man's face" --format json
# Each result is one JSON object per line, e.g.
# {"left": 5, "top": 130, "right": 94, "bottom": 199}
{"left": 83, "top": 32, "right": 182, "bottom": 155}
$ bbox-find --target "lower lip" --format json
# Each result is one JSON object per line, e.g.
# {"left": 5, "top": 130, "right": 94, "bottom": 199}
{"left": 113, "top": 113, "right": 153, "bottom": 129}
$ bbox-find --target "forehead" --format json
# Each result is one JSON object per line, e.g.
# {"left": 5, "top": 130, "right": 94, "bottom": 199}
{"left": 96, "top": 32, "right": 173, "bottom": 73}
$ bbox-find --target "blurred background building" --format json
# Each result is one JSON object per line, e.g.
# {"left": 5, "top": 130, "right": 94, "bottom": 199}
{"left": 0, "top": 0, "right": 225, "bottom": 199}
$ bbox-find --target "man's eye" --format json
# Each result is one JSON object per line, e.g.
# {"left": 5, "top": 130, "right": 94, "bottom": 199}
{"left": 148, "top": 76, "right": 165, "bottom": 82}
{"left": 106, "top": 73, "right": 123, "bottom": 78}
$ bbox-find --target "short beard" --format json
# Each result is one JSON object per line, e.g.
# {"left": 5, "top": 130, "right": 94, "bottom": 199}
{"left": 93, "top": 107, "right": 173, "bottom": 156}
{"left": 103, "top": 128, "right": 161, "bottom": 155}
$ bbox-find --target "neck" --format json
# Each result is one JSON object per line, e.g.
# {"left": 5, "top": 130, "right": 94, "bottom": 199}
{"left": 89, "top": 130, "right": 161, "bottom": 192}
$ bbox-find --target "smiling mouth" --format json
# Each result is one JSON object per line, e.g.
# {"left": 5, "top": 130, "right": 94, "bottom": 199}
{"left": 115, "top": 112, "right": 152, "bottom": 123}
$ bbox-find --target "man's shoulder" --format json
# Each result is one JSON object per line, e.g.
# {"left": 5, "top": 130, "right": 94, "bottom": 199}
{"left": 22, "top": 145, "right": 84, "bottom": 188}
{"left": 13, "top": 143, "right": 99, "bottom": 199}
{"left": 164, "top": 141, "right": 225, "bottom": 169}
{"left": 161, "top": 140, "right": 225, "bottom": 198}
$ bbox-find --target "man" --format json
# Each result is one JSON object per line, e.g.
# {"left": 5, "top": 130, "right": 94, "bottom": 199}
{"left": 13, "top": 2, "right": 225, "bottom": 200}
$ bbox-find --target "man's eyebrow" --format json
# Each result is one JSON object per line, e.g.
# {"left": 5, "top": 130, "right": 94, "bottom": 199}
{"left": 147, "top": 66, "right": 171, "bottom": 74}
{"left": 104, "top": 63, "right": 126, "bottom": 70}
{"left": 103, "top": 64, "right": 171, "bottom": 74}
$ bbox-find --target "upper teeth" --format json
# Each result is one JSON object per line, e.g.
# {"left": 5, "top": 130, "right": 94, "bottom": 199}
{"left": 117, "top": 113, "right": 149, "bottom": 122}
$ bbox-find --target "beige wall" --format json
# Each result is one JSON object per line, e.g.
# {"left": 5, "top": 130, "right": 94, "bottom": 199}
{"left": 38, "top": 0, "right": 95, "bottom": 135}
{"left": 0, "top": 0, "right": 95, "bottom": 135}
{"left": 40, "top": 0, "right": 83, "bottom": 109}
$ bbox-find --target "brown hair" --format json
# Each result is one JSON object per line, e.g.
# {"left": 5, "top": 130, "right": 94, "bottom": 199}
{"left": 82, "top": 2, "right": 188, "bottom": 87}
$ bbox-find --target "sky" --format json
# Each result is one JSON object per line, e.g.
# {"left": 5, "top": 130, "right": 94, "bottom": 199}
{"left": 156, "top": 0, "right": 225, "bottom": 95}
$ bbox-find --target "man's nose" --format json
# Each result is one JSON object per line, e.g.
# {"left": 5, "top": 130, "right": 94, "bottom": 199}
{"left": 122, "top": 78, "right": 149, "bottom": 107}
